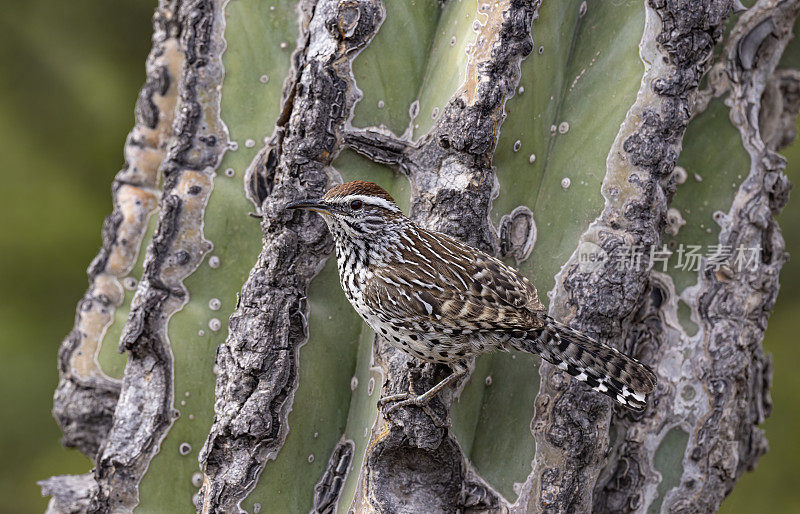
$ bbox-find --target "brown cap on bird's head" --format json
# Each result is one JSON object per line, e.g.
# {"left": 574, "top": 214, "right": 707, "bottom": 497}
{"left": 287, "top": 180, "right": 401, "bottom": 215}
{"left": 323, "top": 181, "right": 396, "bottom": 203}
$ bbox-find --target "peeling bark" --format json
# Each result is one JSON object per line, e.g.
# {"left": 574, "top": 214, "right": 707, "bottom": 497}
{"left": 87, "top": 0, "right": 229, "bottom": 511}
{"left": 520, "top": 1, "right": 733, "bottom": 512}
{"left": 197, "top": 1, "right": 384, "bottom": 511}
{"left": 51, "top": 0, "right": 183, "bottom": 460}
{"left": 342, "top": 1, "right": 539, "bottom": 511}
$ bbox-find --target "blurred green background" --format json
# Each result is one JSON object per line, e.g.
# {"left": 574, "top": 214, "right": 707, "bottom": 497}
{"left": 0, "top": 1, "right": 796, "bottom": 512}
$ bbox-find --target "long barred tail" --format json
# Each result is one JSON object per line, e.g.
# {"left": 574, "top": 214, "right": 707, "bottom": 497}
{"left": 516, "top": 317, "right": 657, "bottom": 410}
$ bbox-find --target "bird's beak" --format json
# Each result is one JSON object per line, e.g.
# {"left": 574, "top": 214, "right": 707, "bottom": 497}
{"left": 286, "top": 198, "right": 330, "bottom": 214}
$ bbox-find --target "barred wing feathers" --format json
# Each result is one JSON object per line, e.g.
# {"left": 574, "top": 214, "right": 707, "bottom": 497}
{"left": 363, "top": 224, "right": 657, "bottom": 410}
{"left": 364, "top": 227, "right": 547, "bottom": 333}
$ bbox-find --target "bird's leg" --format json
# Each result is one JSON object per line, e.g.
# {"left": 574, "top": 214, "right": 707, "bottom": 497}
{"left": 377, "top": 364, "right": 448, "bottom": 426}
{"left": 380, "top": 369, "right": 465, "bottom": 416}
{"left": 377, "top": 362, "right": 420, "bottom": 405}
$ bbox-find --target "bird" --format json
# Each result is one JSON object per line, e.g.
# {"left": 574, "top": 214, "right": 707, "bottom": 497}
{"left": 287, "top": 180, "right": 657, "bottom": 414}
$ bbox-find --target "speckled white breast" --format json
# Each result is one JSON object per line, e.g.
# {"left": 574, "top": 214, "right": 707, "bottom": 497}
{"left": 334, "top": 239, "right": 454, "bottom": 363}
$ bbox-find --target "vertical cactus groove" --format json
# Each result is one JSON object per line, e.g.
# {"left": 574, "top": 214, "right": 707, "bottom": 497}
{"left": 42, "top": 0, "right": 800, "bottom": 512}
{"left": 51, "top": 0, "right": 183, "bottom": 460}
{"left": 312, "top": 438, "right": 355, "bottom": 512}
{"left": 522, "top": 1, "right": 733, "bottom": 512}
{"left": 662, "top": 1, "right": 799, "bottom": 511}
{"left": 88, "top": 0, "right": 229, "bottom": 511}
{"left": 591, "top": 1, "right": 800, "bottom": 512}
{"left": 197, "top": 1, "right": 384, "bottom": 511}
{"left": 342, "top": 1, "right": 539, "bottom": 511}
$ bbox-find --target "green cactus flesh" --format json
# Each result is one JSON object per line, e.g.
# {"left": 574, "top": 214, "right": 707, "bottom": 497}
{"left": 72, "top": 0, "right": 794, "bottom": 512}
{"left": 135, "top": 0, "right": 298, "bottom": 510}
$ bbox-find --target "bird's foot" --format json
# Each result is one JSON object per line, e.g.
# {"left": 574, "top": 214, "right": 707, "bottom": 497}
{"left": 377, "top": 369, "right": 464, "bottom": 426}
{"left": 378, "top": 392, "right": 423, "bottom": 414}
{"left": 377, "top": 391, "right": 412, "bottom": 408}
{"left": 378, "top": 391, "right": 447, "bottom": 427}
{"left": 376, "top": 365, "right": 426, "bottom": 414}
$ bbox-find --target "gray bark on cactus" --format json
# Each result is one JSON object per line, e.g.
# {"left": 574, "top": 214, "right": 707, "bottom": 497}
{"left": 40, "top": 0, "right": 800, "bottom": 513}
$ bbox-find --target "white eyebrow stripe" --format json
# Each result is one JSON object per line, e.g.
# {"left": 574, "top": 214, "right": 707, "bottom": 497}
{"left": 342, "top": 195, "right": 401, "bottom": 212}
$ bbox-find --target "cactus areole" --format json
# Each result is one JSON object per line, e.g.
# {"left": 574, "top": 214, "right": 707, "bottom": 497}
{"left": 40, "top": 1, "right": 798, "bottom": 513}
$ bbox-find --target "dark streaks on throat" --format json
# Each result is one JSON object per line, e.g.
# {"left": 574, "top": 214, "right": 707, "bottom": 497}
{"left": 317, "top": 181, "right": 657, "bottom": 411}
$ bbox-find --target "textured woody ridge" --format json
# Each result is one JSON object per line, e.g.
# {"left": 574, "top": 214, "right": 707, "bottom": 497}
{"left": 41, "top": 0, "right": 800, "bottom": 512}
{"left": 526, "top": 0, "right": 734, "bottom": 512}
{"left": 197, "top": 0, "right": 384, "bottom": 511}
{"left": 51, "top": 0, "right": 182, "bottom": 460}
{"left": 90, "top": 0, "right": 229, "bottom": 511}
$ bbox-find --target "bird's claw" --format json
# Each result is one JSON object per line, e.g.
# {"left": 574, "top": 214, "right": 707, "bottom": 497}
{"left": 376, "top": 369, "right": 422, "bottom": 414}
{"left": 378, "top": 393, "right": 447, "bottom": 427}
{"left": 379, "top": 394, "right": 418, "bottom": 415}
{"left": 377, "top": 392, "right": 412, "bottom": 408}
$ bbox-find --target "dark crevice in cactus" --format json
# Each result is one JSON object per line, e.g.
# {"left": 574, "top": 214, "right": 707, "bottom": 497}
{"left": 526, "top": 1, "right": 735, "bottom": 512}
{"left": 497, "top": 205, "right": 537, "bottom": 264}
{"left": 312, "top": 437, "right": 354, "bottom": 513}
{"left": 49, "top": 0, "right": 183, "bottom": 461}
{"left": 89, "top": 0, "right": 228, "bottom": 510}
{"left": 196, "top": 1, "right": 384, "bottom": 511}
{"left": 343, "top": 127, "right": 413, "bottom": 175}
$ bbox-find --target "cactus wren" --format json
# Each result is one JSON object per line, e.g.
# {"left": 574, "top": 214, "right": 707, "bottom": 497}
{"left": 287, "top": 181, "right": 656, "bottom": 413}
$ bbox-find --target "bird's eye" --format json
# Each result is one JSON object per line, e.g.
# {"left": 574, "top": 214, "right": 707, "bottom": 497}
{"left": 350, "top": 199, "right": 363, "bottom": 210}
